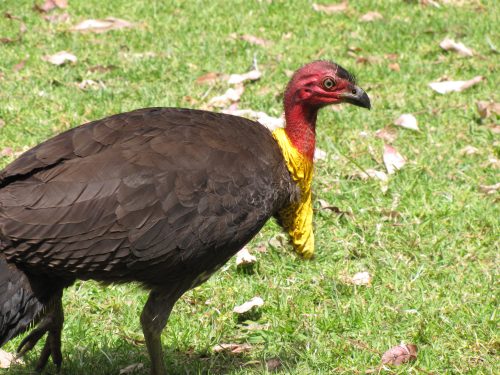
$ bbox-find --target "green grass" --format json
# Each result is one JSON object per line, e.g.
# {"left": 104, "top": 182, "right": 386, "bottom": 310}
{"left": 1, "top": 0, "right": 498, "bottom": 374}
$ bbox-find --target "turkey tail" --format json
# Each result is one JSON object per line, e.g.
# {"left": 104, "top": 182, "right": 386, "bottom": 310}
{"left": 0, "top": 254, "right": 49, "bottom": 347}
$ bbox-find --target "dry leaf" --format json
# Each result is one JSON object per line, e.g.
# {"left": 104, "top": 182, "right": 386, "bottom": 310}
{"left": 196, "top": 72, "right": 226, "bottom": 84}
{"left": 0, "top": 147, "right": 14, "bottom": 157}
{"left": 42, "top": 51, "right": 77, "bottom": 65}
{"left": 383, "top": 144, "right": 406, "bottom": 174}
{"left": 235, "top": 247, "right": 257, "bottom": 268}
{"left": 388, "top": 62, "right": 400, "bottom": 72}
{"left": 394, "top": 114, "right": 419, "bottom": 131}
{"left": 13, "top": 59, "right": 27, "bottom": 72}
{"left": 314, "top": 148, "right": 327, "bottom": 161}
{"left": 439, "top": 37, "right": 473, "bottom": 57}
{"left": 88, "top": 64, "right": 116, "bottom": 73}
{"left": 71, "top": 18, "right": 133, "bottom": 33}
{"left": 459, "top": 145, "right": 479, "bottom": 155}
{"left": 233, "top": 297, "right": 264, "bottom": 314}
{"left": 119, "top": 363, "right": 144, "bottom": 374}
{"left": 227, "top": 69, "right": 261, "bottom": 85}
{"left": 312, "top": 1, "right": 348, "bottom": 13}
{"left": 241, "top": 34, "right": 273, "bottom": 47}
{"left": 318, "top": 199, "right": 350, "bottom": 216}
{"left": 0, "top": 119, "right": 5, "bottom": 129}
{"left": 360, "top": 11, "right": 383, "bottom": 22}
{"left": 221, "top": 109, "right": 284, "bottom": 131}
{"left": 429, "top": 76, "right": 483, "bottom": 94}
{"left": 77, "top": 79, "right": 105, "bottom": 90}
{"left": 352, "top": 169, "right": 389, "bottom": 193}
{"left": 479, "top": 182, "right": 500, "bottom": 194}
{"left": 35, "top": 0, "right": 68, "bottom": 13}
{"left": 381, "top": 343, "right": 418, "bottom": 366}
{"left": 375, "top": 127, "right": 398, "bottom": 143}
{"left": 266, "top": 358, "right": 282, "bottom": 372}
{"left": 213, "top": 343, "right": 252, "bottom": 354}
{"left": 208, "top": 86, "right": 244, "bottom": 108}
{"left": 0, "top": 349, "right": 23, "bottom": 369}
{"left": 43, "top": 12, "right": 69, "bottom": 23}
{"left": 347, "top": 271, "right": 372, "bottom": 286}
{"left": 476, "top": 101, "right": 500, "bottom": 118}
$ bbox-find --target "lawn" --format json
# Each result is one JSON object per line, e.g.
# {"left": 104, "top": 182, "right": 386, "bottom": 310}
{"left": 0, "top": 0, "right": 498, "bottom": 374}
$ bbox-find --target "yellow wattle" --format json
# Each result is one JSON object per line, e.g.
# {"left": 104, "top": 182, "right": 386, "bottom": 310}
{"left": 271, "top": 128, "right": 315, "bottom": 259}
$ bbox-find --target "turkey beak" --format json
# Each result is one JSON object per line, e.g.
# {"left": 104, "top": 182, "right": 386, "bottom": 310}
{"left": 340, "top": 85, "right": 371, "bottom": 110}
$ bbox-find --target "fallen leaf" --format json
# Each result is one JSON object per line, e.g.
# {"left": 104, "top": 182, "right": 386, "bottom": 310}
{"left": 459, "top": 145, "right": 479, "bottom": 155}
{"left": 233, "top": 297, "right": 264, "bottom": 314}
{"left": 0, "top": 349, "right": 23, "bottom": 369}
{"left": 88, "top": 64, "right": 116, "bottom": 73}
{"left": 388, "top": 62, "right": 400, "bottom": 72}
{"left": 350, "top": 271, "right": 372, "bottom": 286}
{"left": 266, "top": 358, "right": 282, "bottom": 372}
{"left": 42, "top": 51, "right": 77, "bottom": 65}
{"left": 208, "top": 85, "right": 245, "bottom": 108}
{"left": 227, "top": 69, "right": 261, "bottom": 85}
{"left": 318, "top": 199, "right": 351, "bottom": 216}
{"left": 381, "top": 343, "right": 418, "bottom": 366}
{"left": 77, "top": 79, "right": 106, "bottom": 90}
{"left": 235, "top": 247, "right": 257, "bottom": 268}
{"left": 476, "top": 101, "right": 500, "bottom": 118}
{"left": 375, "top": 127, "right": 398, "bottom": 143}
{"left": 269, "top": 233, "right": 288, "bottom": 249}
{"left": 241, "top": 34, "right": 273, "bottom": 47}
{"left": 1, "top": 147, "right": 14, "bottom": 157}
{"left": 221, "top": 109, "right": 284, "bottom": 131}
{"left": 34, "top": 0, "right": 68, "bottom": 13}
{"left": 429, "top": 76, "right": 483, "bottom": 94}
{"left": 0, "top": 119, "right": 5, "bottom": 128}
{"left": 394, "top": 114, "right": 419, "bottom": 131}
{"left": 360, "top": 11, "right": 383, "bottom": 22}
{"left": 383, "top": 144, "right": 406, "bottom": 174}
{"left": 196, "top": 72, "right": 226, "bottom": 84}
{"left": 439, "top": 37, "right": 473, "bottom": 57}
{"left": 479, "top": 182, "right": 500, "bottom": 194}
{"left": 314, "top": 147, "right": 327, "bottom": 161}
{"left": 213, "top": 343, "right": 252, "bottom": 354}
{"left": 119, "top": 363, "right": 144, "bottom": 374}
{"left": 13, "top": 59, "right": 27, "bottom": 72}
{"left": 312, "top": 1, "right": 348, "bottom": 14}
{"left": 71, "top": 18, "right": 134, "bottom": 33}
{"left": 43, "top": 12, "right": 70, "bottom": 23}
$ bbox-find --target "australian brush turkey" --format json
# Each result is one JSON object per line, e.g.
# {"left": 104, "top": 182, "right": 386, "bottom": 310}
{"left": 0, "top": 60, "right": 370, "bottom": 374}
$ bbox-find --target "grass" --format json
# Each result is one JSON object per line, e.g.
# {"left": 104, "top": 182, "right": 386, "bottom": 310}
{"left": 0, "top": 0, "right": 498, "bottom": 374}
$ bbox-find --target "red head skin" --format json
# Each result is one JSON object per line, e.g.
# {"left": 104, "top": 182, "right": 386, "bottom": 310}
{"left": 283, "top": 61, "right": 360, "bottom": 161}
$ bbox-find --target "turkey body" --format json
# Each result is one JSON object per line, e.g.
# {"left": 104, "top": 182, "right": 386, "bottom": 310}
{"left": 0, "top": 108, "right": 296, "bottom": 288}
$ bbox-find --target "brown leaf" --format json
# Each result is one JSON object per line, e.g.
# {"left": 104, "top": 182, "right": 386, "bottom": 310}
{"left": 42, "top": 51, "right": 77, "bottom": 65}
{"left": 388, "top": 62, "right": 400, "bottom": 72}
{"left": 266, "top": 358, "right": 282, "bottom": 372}
{"left": 196, "top": 72, "right": 225, "bottom": 84}
{"left": 476, "top": 101, "right": 500, "bottom": 118}
{"left": 312, "top": 1, "right": 348, "bottom": 14}
{"left": 213, "top": 343, "right": 252, "bottom": 354}
{"left": 381, "top": 343, "right": 418, "bottom": 366}
{"left": 429, "top": 76, "right": 483, "bottom": 94}
{"left": 34, "top": 0, "right": 68, "bottom": 13}
{"left": 459, "top": 145, "right": 479, "bottom": 156}
{"left": 88, "top": 64, "right": 116, "bottom": 73}
{"left": 479, "top": 182, "right": 500, "bottom": 194}
{"left": 0, "top": 119, "right": 5, "bottom": 129}
{"left": 13, "top": 59, "right": 27, "bottom": 72}
{"left": 227, "top": 69, "right": 261, "bottom": 85}
{"left": 439, "top": 37, "right": 473, "bottom": 56}
{"left": 241, "top": 34, "right": 273, "bottom": 47}
{"left": 359, "top": 11, "right": 383, "bottom": 22}
{"left": 383, "top": 144, "right": 406, "bottom": 174}
{"left": 76, "top": 79, "right": 105, "bottom": 90}
{"left": 207, "top": 85, "right": 244, "bottom": 108}
{"left": 71, "top": 18, "right": 134, "bottom": 33}
{"left": 385, "top": 53, "right": 398, "bottom": 61}
{"left": 375, "top": 127, "right": 398, "bottom": 143}
{"left": 0, "top": 147, "right": 14, "bottom": 157}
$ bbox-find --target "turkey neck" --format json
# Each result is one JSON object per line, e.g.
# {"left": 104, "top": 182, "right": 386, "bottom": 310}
{"left": 284, "top": 104, "right": 318, "bottom": 161}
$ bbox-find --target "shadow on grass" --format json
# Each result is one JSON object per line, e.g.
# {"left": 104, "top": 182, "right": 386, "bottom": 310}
{"left": 4, "top": 343, "right": 297, "bottom": 374}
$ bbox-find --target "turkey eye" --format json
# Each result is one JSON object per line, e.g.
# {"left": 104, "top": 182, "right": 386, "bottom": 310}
{"left": 323, "top": 78, "right": 335, "bottom": 90}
